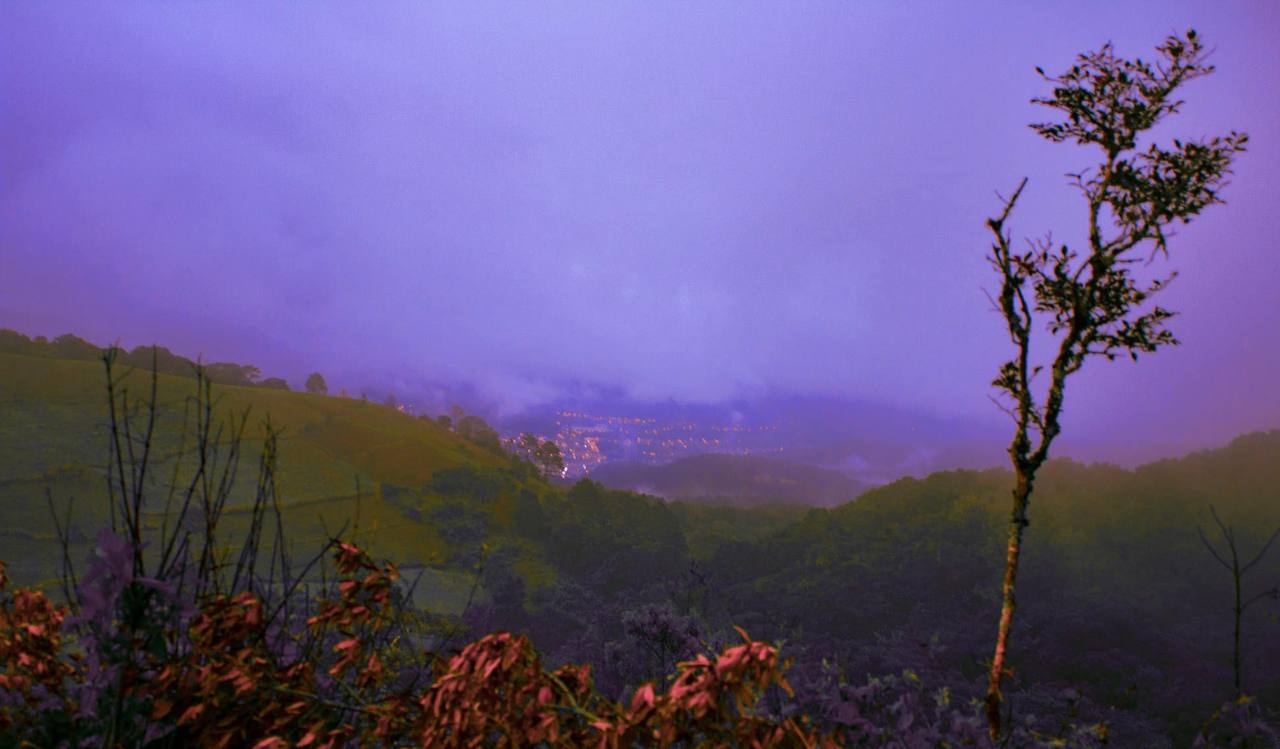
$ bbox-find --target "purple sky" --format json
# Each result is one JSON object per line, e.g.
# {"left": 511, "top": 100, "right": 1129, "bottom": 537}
{"left": 2, "top": 3, "right": 1277, "bottom": 459}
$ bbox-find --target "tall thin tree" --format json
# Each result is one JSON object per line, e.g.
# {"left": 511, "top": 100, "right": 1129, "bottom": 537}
{"left": 1198, "top": 506, "right": 1280, "bottom": 698}
{"left": 981, "top": 30, "right": 1247, "bottom": 737}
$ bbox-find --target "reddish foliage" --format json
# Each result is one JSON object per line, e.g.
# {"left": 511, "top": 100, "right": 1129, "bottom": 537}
{"left": 3, "top": 542, "right": 1125, "bottom": 747}
{"left": 146, "top": 590, "right": 342, "bottom": 748}
{"left": 0, "top": 560, "right": 78, "bottom": 731}
{"left": 412, "top": 626, "right": 835, "bottom": 748}
{"left": 600, "top": 626, "right": 834, "bottom": 749}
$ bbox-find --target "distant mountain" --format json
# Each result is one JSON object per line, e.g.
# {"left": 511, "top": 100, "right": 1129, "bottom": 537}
{"left": 588, "top": 453, "right": 869, "bottom": 506}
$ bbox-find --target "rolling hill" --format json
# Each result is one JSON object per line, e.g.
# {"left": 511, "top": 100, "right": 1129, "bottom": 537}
{"left": 0, "top": 350, "right": 512, "bottom": 587}
{"left": 589, "top": 452, "right": 869, "bottom": 506}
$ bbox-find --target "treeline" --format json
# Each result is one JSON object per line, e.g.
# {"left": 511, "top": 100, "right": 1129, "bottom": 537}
{"left": 0, "top": 327, "right": 536, "bottom": 465}
{"left": 0, "top": 328, "right": 290, "bottom": 389}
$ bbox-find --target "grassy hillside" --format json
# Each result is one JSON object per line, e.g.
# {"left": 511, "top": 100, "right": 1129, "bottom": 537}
{"left": 0, "top": 352, "right": 508, "bottom": 586}
{"left": 6, "top": 348, "right": 1280, "bottom": 741}
{"left": 0, "top": 351, "right": 498, "bottom": 487}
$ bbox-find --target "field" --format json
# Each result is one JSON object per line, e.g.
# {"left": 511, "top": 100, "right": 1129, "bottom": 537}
{"left": 0, "top": 352, "right": 509, "bottom": 589}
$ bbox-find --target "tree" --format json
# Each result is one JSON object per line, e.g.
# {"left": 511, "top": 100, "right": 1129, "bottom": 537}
{"left": 204, "top": 362, "right": 262, "bottom": 387}
{"left": 257, "top": 377, "right": 290, "bottom": 390}
{"left": 1198, "top": 506, "right": 1280, "bottom": 698}
{"left": 304, "top": 372, "right": 328, "bottom": 395}
{"left": 536, "top": 440, "right": 565, "bottom": 481}
{"left": 981, "top": 30, "right": 1247, "bottom": 738}
{"left": 50, "top": 333, "right": 99, "bottom": 361}
{"left": 516, "top": 432, "right": 541, "bottom": 462}
{"left": 0, "top": 328, "right": 36, "bottom": 355}
{"left": 457, "top": 414, "right": 503, "bottom": 454}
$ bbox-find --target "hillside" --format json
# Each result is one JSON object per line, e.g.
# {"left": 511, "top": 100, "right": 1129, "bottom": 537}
{"left": 0, "top": 351, "right": 511, "bottom": 586}
{"left": 0, "top": 350, "right": 691, "bottom": 623}
{"left": 5, "top": 347, "right": 1280, "bottom": 741}
{"left": 589, "top": 452, "right": 868, "bottom": 507}
{"left": 700, "top": 430, "right": 1280, "bottom": 742}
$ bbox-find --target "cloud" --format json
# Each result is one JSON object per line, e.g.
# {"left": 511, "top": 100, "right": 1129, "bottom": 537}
{"left": 2, "top": 2, "right": 1277, "bottom": 456}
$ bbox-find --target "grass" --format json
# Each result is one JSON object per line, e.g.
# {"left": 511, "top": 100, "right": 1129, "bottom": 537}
{"left": 0, "top": 352, "right": 523, "bottom": 592}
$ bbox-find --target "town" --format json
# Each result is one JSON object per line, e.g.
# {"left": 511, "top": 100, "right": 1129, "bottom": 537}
{"left": 510, "top": 410, "right": 782, "bottom": 477}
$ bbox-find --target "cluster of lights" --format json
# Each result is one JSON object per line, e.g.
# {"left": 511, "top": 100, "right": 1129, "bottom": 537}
{"left": 503, "top": 410, "right": 783, "bottom": 478}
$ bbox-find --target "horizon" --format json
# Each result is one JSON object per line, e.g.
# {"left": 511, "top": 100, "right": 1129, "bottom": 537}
{"left": 7, "top": 322, "right": 1275, "bottom": 477}
{"left": 3, "top": 3, "right": 1278, "bottom": 467}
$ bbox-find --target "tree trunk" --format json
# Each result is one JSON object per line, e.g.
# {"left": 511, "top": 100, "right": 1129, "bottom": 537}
{"left": 985, "top": 469, "right": 1033, "bottom": 739}
{"left": 1233, "top": 560, "right": 1242, "bottom": 697}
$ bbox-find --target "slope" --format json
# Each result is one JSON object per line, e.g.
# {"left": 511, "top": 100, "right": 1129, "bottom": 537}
{"left": 590, "top": 452, "right": 868, "bottom": 507}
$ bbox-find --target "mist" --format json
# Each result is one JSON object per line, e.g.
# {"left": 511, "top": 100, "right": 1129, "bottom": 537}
{"left": 3, "top": 2, "right": 1277, "bottom": 463}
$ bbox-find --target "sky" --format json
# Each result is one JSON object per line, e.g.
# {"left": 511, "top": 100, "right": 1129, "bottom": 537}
{"left": 2, "top": 2, "right": 1277, "bottom": 461}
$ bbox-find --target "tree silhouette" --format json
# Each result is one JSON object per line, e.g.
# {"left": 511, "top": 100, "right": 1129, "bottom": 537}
{"left": 536, "top": 440, "right": 565, "bottom": 481}
{"left": 517, "top": 432, "right": 541, "bottom": 462}
{"left": 304, "top": 372, "right": 328, "bottom": 395}
{"left": 981, "top": 29, "right": 1247, "bottom": 738}
{"left": 1198, "top": 506, "right": 1280, "bottom": 698}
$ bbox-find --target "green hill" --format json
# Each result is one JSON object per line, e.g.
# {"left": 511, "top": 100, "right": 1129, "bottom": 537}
{"left": 0, "top": 351, "right": 514, "bottom": 587}
{"left": 590, "top": 452, "right": 869, "bottom": 507}
{"left": 0, "top": 349, "right": 693, "bottom": 624}
{"left": 703, "top": 431, "right": 1280, "bottom": 740}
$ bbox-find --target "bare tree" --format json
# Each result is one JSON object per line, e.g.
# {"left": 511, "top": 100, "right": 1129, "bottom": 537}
{"left": 982, "top": 30, "right": 1247, "bottom": 738}
{"left": 1198, "top": 506, "right": 1280, "bottom": 699}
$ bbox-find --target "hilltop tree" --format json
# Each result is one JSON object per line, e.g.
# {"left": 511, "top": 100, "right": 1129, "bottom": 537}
{"left": 50, "top": 333, "right": 99, "bottom": 361}
{"left": 536, "top": 440, "right": 565, "bottom": 481}
{"left": 981, "top": 30, "right": 1246, "bottom": 737}
{"left": 204, "top": 362, "right": 262, "bottom": 387}
{"left": 516, "top": 432, "right": 541, "bottom": 462}
{"left": 457, "top": 414, "right": 503, "bottom": 455}
{"left": 304, "top": 372, "right": 328, "bottom": 395}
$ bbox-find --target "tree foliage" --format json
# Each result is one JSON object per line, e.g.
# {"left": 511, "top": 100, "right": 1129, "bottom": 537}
{"left": 536, "top": 440, "right": 565, "bottom": 481}
{"left": 983, "top": 29, "right": 1246, "bottom": 738}
{"left": 305, "top": 372, "right": 329, "bottom": 395}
